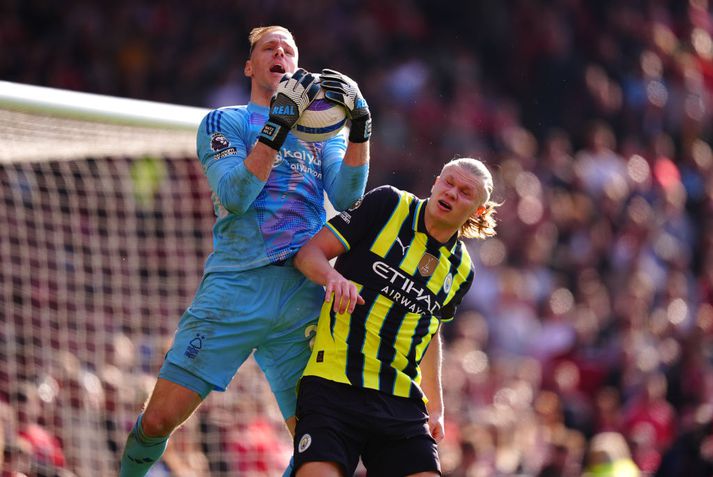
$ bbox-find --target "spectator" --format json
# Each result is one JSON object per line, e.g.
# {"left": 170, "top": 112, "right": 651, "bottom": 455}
{"left": 582, "top": 431, "right": 641, "bottom": 477}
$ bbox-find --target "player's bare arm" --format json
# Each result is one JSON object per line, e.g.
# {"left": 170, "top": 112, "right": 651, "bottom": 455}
{"left": 421, "top": 329, "right": 445, "bottom": 443}
{"left": 294, "top": 228, "right": 364, "bottom": 314}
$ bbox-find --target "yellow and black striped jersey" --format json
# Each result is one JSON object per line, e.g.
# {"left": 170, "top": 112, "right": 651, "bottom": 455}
{"left": 302, "top": 185, "right": 475, "bottom": 400}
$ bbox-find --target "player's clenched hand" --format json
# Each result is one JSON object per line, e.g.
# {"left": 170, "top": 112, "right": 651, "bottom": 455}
{"left": 428, "top": 413, "right": 445, "bottom": 443}
{"left": 258, "top": 68, "right": 320, "bottom": 150}
{"left": 320, "top": 68, "right": 372, "bottom": 143}
{"left": 324, "top": 269, "right": 364, "bottom": 314}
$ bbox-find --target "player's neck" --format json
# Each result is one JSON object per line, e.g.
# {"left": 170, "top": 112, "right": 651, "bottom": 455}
{"left": 423, "top": 213, "right": 457, "bottom": 244}
{"left": 250, "top": 83, "right": 274, "bottom": 107}
{"left": 250, "top": 92, "right": 271, "bottom": 107}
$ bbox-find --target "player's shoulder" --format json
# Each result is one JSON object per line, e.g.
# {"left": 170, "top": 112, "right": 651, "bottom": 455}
{"left": 366, "top": 184, "right": 411, "bottom": 201}
{"left": 198, "top": 105, "right": 250, "bottom": 133}
{"left": 202, "top": 104, "right": 248, "bottom": 117}
{"left": 367, "top": 185, "right": 419, "bottom": 207}
{"left": 206, "top": 104, "right": 251, "bottom": 119}
{"left": 351, "top": 185, "right": 414, "bottom": 218}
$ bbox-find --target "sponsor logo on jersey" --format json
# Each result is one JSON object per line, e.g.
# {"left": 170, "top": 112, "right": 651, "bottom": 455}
{"left": 394, "top": 237, "right": 410, "bottom": 257}
{"left": 210, "top": 132, "right": 229, "bottom": 151}
{"left": 339, "top": 211, "right": 352, "bottom": 224}
{"left": 214, "top": 147, "right": 237, "bottom": 160}
{"left": 418, "top": 253, "right": 439, "bottom": 277}
{"left": 270, "top": 149, "right": 322, "bottom": 178}
{"left": 373, "top": 260, "right": 441, "bottom": 315}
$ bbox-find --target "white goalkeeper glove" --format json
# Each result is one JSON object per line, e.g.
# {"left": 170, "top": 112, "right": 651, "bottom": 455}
{"left": 258, "top": 68, "right": 320, "bottom": 150}
{"left": 320, "top": 68, "right": 372, "bottom": 143}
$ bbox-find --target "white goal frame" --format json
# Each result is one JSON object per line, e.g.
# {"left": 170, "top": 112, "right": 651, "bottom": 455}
{"left": 0, "top": 81, "right": 208, "bottom": 164}
{"left": 0, "top": 82, "right": 306, "bottom": 477}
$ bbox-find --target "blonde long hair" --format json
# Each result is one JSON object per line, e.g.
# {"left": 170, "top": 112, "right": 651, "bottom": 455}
{"left": 445, "top": 158, "right": 499, "bottom": 239}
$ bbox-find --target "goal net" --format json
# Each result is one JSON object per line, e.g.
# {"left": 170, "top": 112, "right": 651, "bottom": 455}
{"left": 0, "top": 82, "right": 293, "bottom": 477}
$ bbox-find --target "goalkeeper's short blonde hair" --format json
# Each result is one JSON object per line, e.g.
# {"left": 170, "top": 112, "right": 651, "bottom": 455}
{"left": 248, "top": 26, "right": 295, "bottom": 55}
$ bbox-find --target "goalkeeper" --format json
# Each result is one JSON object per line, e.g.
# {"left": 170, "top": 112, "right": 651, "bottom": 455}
{"left": 292, "top": 158, "right": 498, "bottom": 477}
{"left": 119, "top": 25, "right": 372, "bottom": 477}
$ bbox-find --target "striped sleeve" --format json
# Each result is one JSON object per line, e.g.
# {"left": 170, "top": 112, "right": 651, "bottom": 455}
{"left": 439, "top": 242, "right": 475, "bottom": 321}
{"left": 196, "top": 108, "right": 265, "bottom": 215}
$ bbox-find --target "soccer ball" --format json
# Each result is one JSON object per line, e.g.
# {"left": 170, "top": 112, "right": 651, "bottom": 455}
{"left": 292, "top": 88, "right": 347, "bottom": 142}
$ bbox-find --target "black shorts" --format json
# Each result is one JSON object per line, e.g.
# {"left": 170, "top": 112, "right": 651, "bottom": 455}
{"left": 293, "top": 376, "right": 440, "bottom": 477}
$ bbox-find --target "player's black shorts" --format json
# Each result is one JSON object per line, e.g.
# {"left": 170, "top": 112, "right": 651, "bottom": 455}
{"left": 293, "top": 376, "right": 441, "bottom": 477}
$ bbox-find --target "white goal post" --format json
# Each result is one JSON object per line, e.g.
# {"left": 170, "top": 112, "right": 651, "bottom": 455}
{"left": 0, "top": 82, "right": 297, "bottom": 476}
{"left": 0, "top": 81, "right": 208, "bottom": 164}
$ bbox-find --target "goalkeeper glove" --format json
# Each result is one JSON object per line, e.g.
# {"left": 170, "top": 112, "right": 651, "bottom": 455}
{"left": 320, "top": 68, "right": 372, "bottom": 143}
{"left": 258, "top": 68, "right": 320, "bottom": 150}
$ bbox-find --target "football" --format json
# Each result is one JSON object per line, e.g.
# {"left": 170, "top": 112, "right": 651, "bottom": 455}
{"left": 292, "top": 88, "right": 347, "bottom": 142}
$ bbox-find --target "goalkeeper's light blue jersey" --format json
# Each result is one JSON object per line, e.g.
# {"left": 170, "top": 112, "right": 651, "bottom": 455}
{"left": 196, "top": 102, "right": 359, "bottom": 272}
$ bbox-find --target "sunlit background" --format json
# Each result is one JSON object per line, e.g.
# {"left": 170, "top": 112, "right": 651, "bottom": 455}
{"left": 1, "top": 1, "right": 712, "bottom": 476}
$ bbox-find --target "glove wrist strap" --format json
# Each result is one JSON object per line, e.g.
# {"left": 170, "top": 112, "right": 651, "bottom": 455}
{"left": 258, "top": 120, "right": 290, "bottom": 151}
{"left": 349, "top": 116, "right": 372, "bottom": 143}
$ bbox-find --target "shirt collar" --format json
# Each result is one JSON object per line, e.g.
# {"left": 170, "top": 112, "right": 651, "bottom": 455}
{"left": 247, "top": 102, "right": 269, "bottom": 114}
{"left": 416, "top": 199, "right": 459, "bottom": 251}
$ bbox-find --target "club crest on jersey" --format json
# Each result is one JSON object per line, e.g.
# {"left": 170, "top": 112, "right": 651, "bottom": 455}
{"left": 348, "top": 197, "right": 363, "bottom": 211}
{"left": 298, "top": 433, "right": 312, "bottom": 453}
{"left": 418, "top": 253, "right": 439, "bottom": 277}
{"left": 210, "top": 132, "right": 229, "bottom": 151}
{"left": 443, "top": 273, "right": 453, "bottom": 294}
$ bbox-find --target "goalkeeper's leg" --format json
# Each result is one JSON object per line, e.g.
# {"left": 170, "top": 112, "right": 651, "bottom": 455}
{"left": 119, "top": 376, "right": 206, "bottom": 476}
{"left": 120, "top": 414, "right": 169, "bottom": 476}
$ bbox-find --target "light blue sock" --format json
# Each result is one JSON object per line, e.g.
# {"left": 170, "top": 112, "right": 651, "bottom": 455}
{"left": 119, "top": 414, "right": 169, "bottom": 477}
{"left": 282, "top": 455, "right": 295, "bottom": 477}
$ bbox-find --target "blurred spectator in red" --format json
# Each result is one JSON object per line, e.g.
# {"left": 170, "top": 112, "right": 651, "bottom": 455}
{"left": 620, "top": 372, "right": 676, "bottom": 471}
{"left": 14, "top": 382, "right": 65, "bottom": 473}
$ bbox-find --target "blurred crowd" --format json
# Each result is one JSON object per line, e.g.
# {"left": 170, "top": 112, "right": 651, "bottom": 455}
{"left": 2, "top": 0, "right": 713, "bottom": 475}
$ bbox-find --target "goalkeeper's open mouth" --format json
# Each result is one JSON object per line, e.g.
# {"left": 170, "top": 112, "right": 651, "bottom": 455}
{"left": 270, "top": 64, "right": 286, "bottom": 74}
